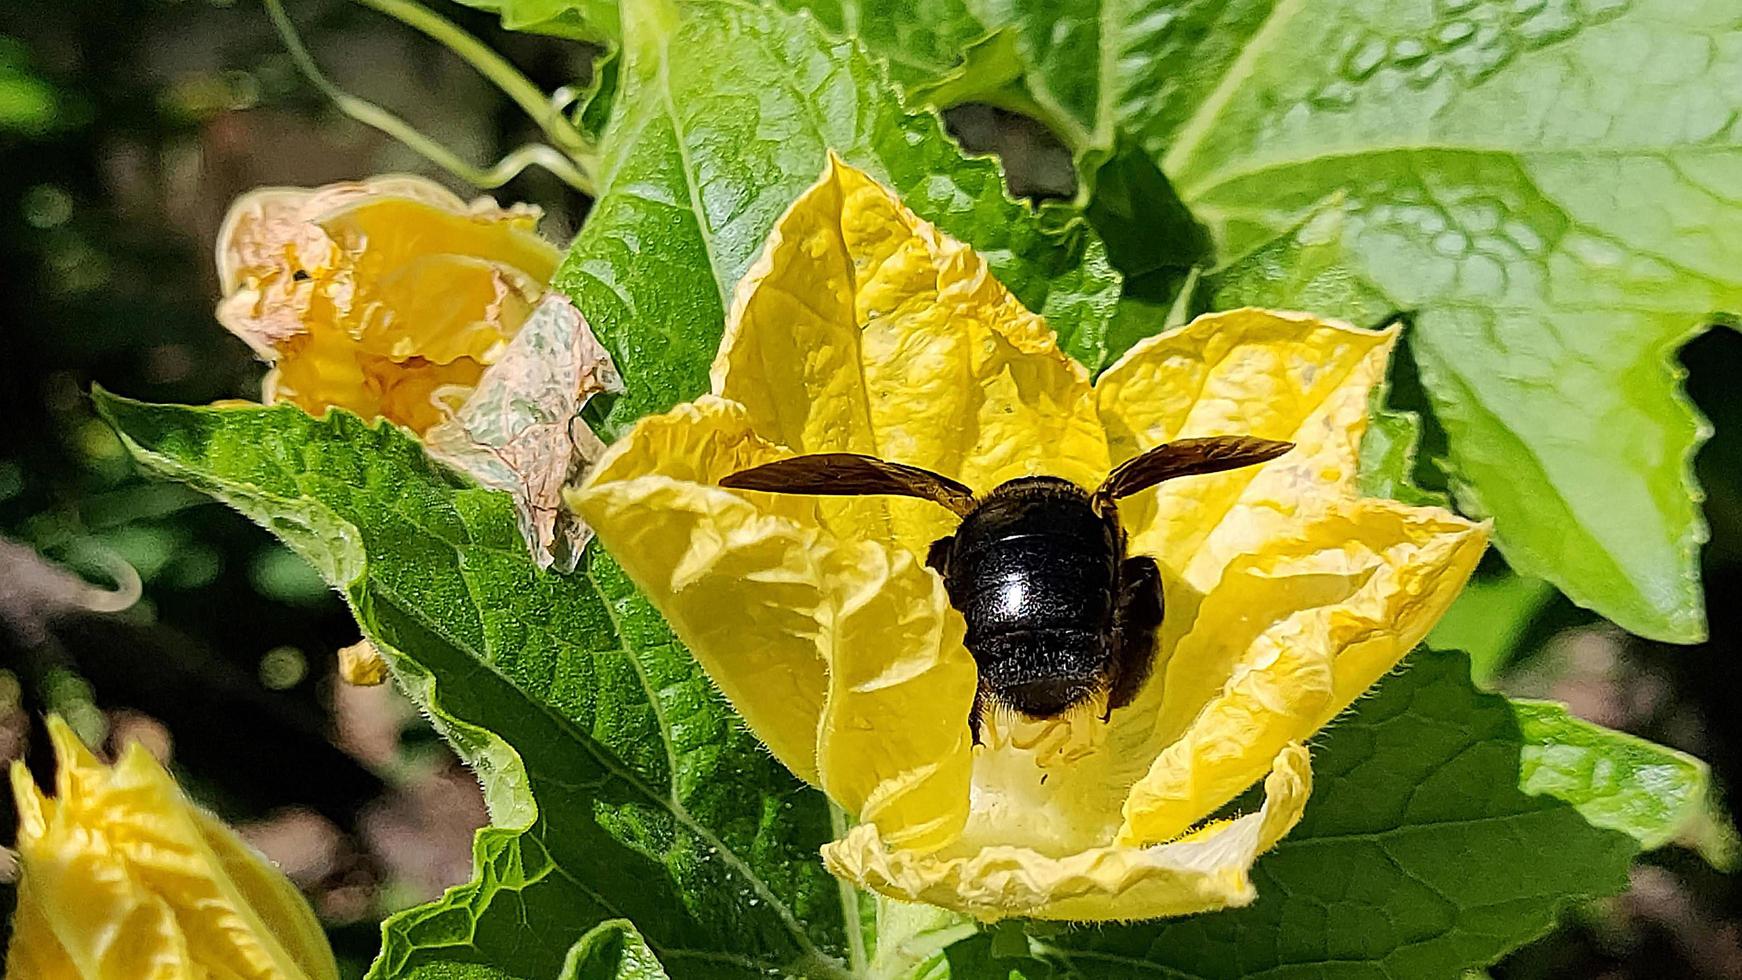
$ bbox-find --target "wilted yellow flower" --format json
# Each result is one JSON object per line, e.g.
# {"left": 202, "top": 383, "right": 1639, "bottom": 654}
{"left": 7, "top": 717, "right": 339, "bottom": 980}
{"left": 216, "top": 174, "right": 561, "bottom": 433}
{"left": 570, "top": 157, "right": 1487, "bottom": 921}
{"left": 336, "top": 638, "right": 389, "bottom": 686}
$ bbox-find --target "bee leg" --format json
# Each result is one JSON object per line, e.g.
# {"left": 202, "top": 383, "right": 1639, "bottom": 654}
{"left": 1107, "top": 555, "right": 1164, "bottom": 714}
{"left": 926, "top": 534, "right": 954, "bottom": 578}
{"left": 967, "top": 682, "right": 987, "bottom": 746}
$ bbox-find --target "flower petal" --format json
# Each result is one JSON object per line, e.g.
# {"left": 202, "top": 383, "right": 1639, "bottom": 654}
{"left": 317, "top": 201, "right": 556, "bottom": 363}
{"left": 214, "top": 176, "right": 560, "bottom": 434}
{"left": 8, "top": 717, "right": 338, "bottom": 980}
{"left": 824, "top": 743, "right": 1310, "bottom": 922}
{"left": 337, "top": 639, "right": 389, "bottom": 687}
{"left": 5, "top": 874, "right": 83, "bottom": 980}
{"left": 216, "top": 186, "right": 336, "bottom": 357}
{"left": 711, "top": 155, "right": 1107, "bottom": 556}
{"left": 570, "top": 398, "right": 977, "bottom": 847}
{"left": 216, "top": 179, "right": 472, "bottom": 303}
{"left": 1095, "top": 309, "right": 1396, "bottom": 593}
{"left": 425, "top": 293, "right": 623, "bottom": 571}
{"left": 572, "top": 398, "right": 828, "bottom": 782}
{"left": 818, "top": 536, "right": 977, "bottom": 850}
{"left": 1119, "top": 500, "right": 1487, "bottom": 845}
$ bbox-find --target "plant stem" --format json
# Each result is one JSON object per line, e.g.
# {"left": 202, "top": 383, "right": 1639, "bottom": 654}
{"left": 351, "top": 0, "right": 598, "bottom": 169}
{"left": 830, "top": 803, "right": 873, "bottom": 976}
{"left": 264, "top": 0, "right": 596, "bottom": 195}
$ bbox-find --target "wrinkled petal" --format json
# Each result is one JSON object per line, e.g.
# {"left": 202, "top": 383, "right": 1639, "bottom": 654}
{"left": 1119, "top": 500, "right": 1488, "bottom": 845}
{"left": 426, "top": 294, "right": 623, "bottom": 571}
{"left": 1095, "top": 309, "right": 1396, "bottom": 593}
{"left": 215, "top": 178, "right": 472, "bottom": 307}
{"left": 568, "top": 157, "right": 1494, "bottom": 924}
{"left": 7, "top": 874, "right": 83, "bottom": 980}
{"left": 7, "top": 717, "right": 338, "bottom": 980}
{"left": 215, "top": 176, "right": 560, "bottom": 433}
{"left": 192, "top": 806, "right": 337, "bottom": 980}
{"left": 712, "top": 153, "right": 1108, "bottom": 558}
{"left": 570, "top": 398, "right": 976, "bottom": 848}
{"left": 818, "top": 535, "right": 976, "bottom": 849}
{"left": 825, "top": 744, "right": 1310, "bottom": 921}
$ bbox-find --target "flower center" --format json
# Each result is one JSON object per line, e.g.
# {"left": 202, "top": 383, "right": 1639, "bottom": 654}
{"left": 957, "top": 705, "right": 1129, "bottom": 855}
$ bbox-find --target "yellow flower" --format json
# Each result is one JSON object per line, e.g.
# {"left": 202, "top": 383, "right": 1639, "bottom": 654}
{"left": 215, "top": 175, "right": 561, "bottom": 433}
{"left": 568, "top": 157, "right": 1487, "bottom": 921}
{"left": 6, "top": 717, "right": 339, "bottom": 980}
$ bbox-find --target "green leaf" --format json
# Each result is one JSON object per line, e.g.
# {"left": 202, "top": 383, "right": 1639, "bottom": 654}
{"left": 904, "top": 28, "right": 1027, "bottom": 109}
{"left": 814, "top": 0, "right": 1738, "bottom": 643}
{"left": 1202, "top": 197, "right": 1388, "bottom": 325}
{"left": 560, "top": 920, "right": 672, "bottom": 980}
{"left": 1201, "top": 198, "right": 1451, "bottom": 511}
{"left": 777, "top": 0, "right": 990, "bottom": 92}
{"left": 865, "top": 899, "right": 977, "bottom": 980}
{"left": 94, "top": 392, "right": 858, "bottom": 980}
{"left": 1078, "top": 133, "right": 1214, "bottom": 346}
{"left": 1155, "top": 0, "right": 1741, "bottom": 643}
{"left": 827, "top": 0, "right": 1287, "bottom": 301}
{"left": 447, "top": 0, "right": 619, "bottom": 43}
{"left": 1024, "top": 651, "right": 1663, "bottom": 979}
{"left": 943, "top": 924, "right": 1053, "bottom": 980}
{"left": 1357, "top": 402, "right": 1444, "bottom": 508}
{"left": 386, "top": 920, "right": 674, "bottom": 980}
{"left": 1427, "top": 567, "right": 1557, "bottom": 685}
{"left": 561, "top": 0, "right": 1121, "bottom": 442}
{"left": 771, "top": 2, "right": 1239, "bottom": 328}
{"left": 933, "top": 0, "right": 1275, "bottom": 168}
{"left": 1512, "top": 699, "right": 1712, "bottom": 851}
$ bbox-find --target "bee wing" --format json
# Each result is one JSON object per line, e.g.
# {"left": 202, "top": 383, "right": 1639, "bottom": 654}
{"left": 720, "top": 453, "right": 978, "bottom": 517}
{"left": 1097, "top": 436, "right": 1294, "bottom": 502}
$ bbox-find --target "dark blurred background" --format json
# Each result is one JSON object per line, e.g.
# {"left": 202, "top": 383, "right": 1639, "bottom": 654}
{"left": 0, "top": 2, "right": 1736, "bottom": 977}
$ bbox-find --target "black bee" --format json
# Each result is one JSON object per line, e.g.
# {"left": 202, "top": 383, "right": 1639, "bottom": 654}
{"left": 720, "top": 436, "right": 1293, "bottom": 742}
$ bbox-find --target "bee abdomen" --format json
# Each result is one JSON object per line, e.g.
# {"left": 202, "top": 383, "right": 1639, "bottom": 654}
{"left": 974, "top": 628, "right": 1108, "bottom": 717}
{"left": 937, "top": 476, "right": 1125, "bottom": 723}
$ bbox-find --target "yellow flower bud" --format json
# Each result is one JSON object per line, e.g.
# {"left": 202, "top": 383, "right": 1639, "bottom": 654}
{"left": 215, "top": 175, "right": 561, "bottom": 433}
{"left": 336, "top": 639, "right": 388, "bottom": 686}
{"left": 570, "top": 156, "right": 1488, "bottom": 922}
{"left": 6, "top": 717, "right": 339, "bottom": 980}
